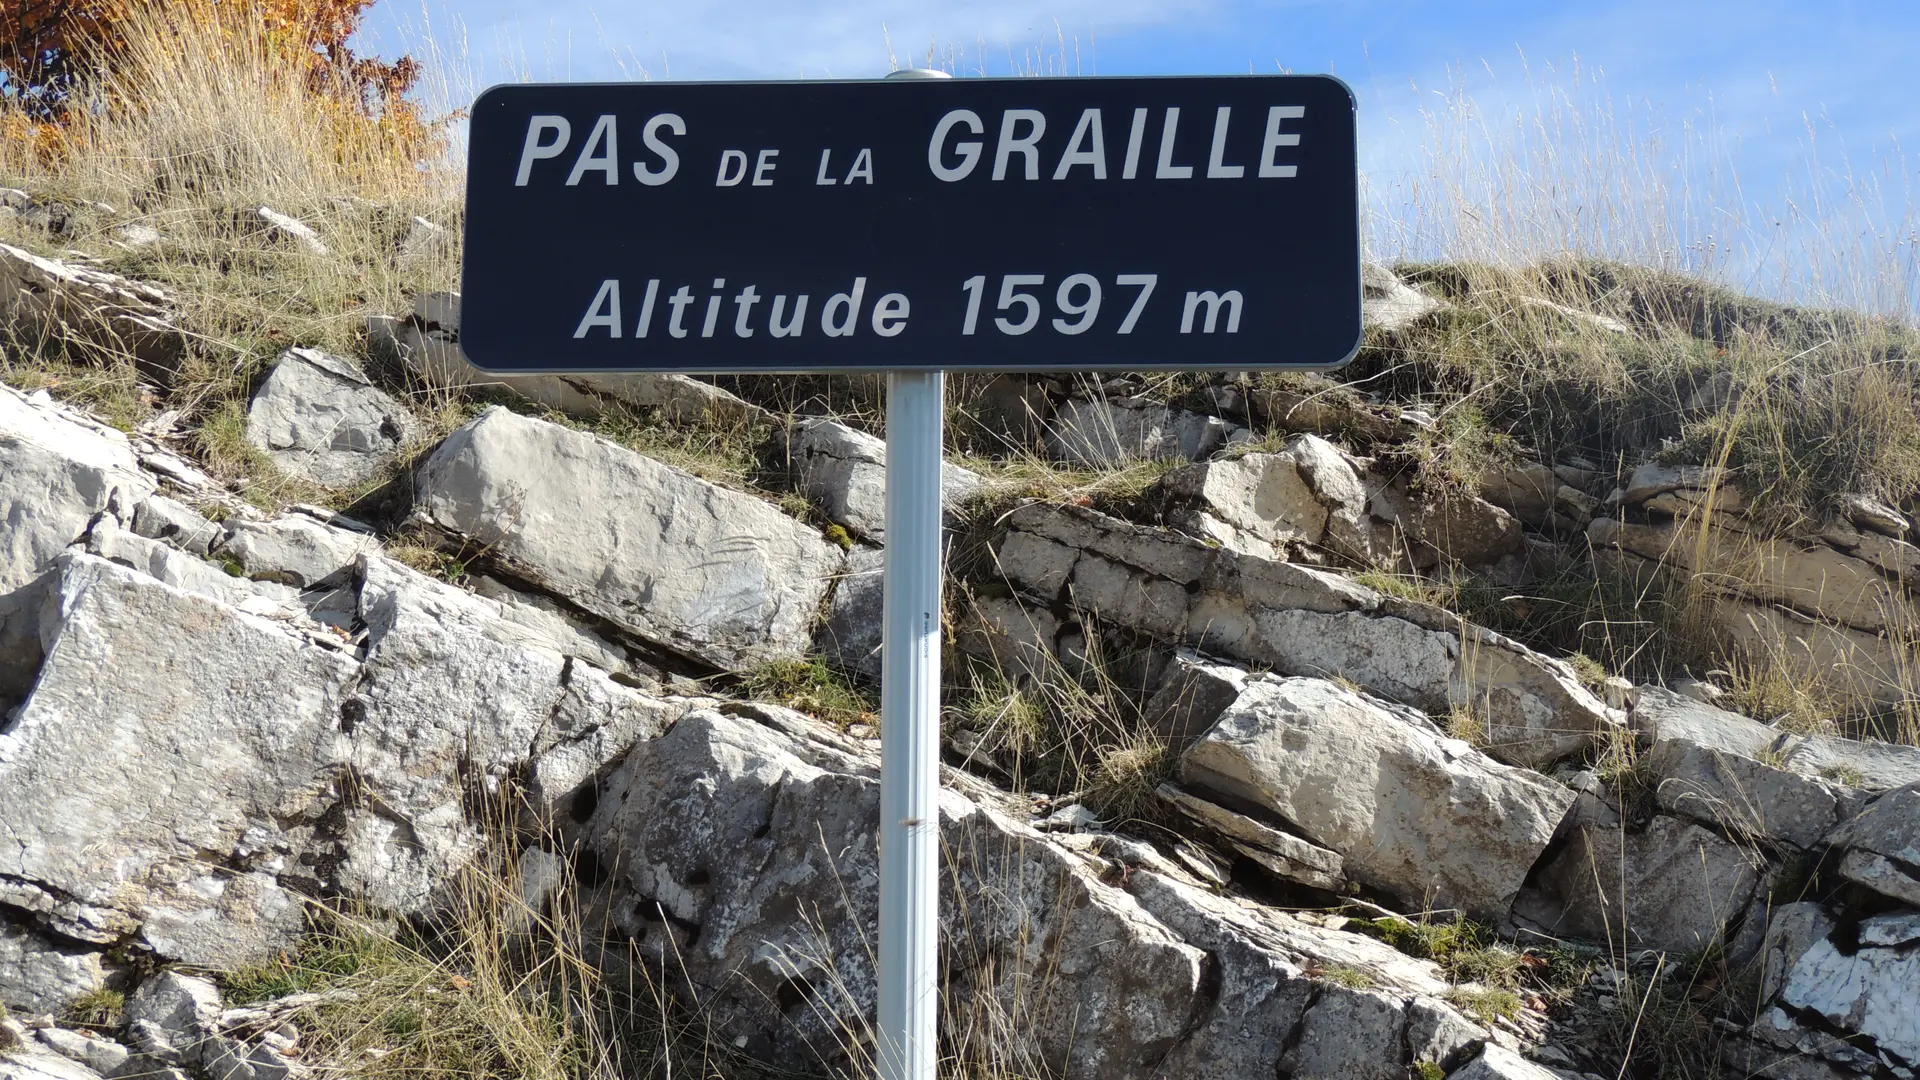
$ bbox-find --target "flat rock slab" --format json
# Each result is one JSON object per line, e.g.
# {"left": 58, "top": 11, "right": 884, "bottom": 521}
{"left": 246, "top": 347, "right": 415, "bottom": 488}
{"left": 991, "top": 502, "right": 1620, "bottom": 767}
{"left": 414, "top": 407, "right": 844, "bottom": 669}
{"left": 1181, "top": 676, "right": 1576, "bottom": 920}
{"left": 1044, "top": 396, "right": 1239, "bottom": 466}
{"left": 0, "top": 242, "right": 185, "bottom": 367}
{"left": 1515, "top": 814, "right": 1763, "bottom": 953}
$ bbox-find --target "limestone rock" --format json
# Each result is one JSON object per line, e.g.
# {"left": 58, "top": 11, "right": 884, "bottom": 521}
{"left": 1126, "top": 871, "right": 1484, "bottom": 1078}
{"left": 372, "top": 292, "right": 762, "bottom": 424}
{"left": 1592, "top": 516, "right": 1903, "bottom": 636}
{"left": 1155, "top": 783, "right": 1345, "bottom": 890}
{"left": 1181, "top": 676, "right": 1576, "bottom": 919}
{"left": 1155, "top": 434, "right": 1387, "bottom": 564}
{"left": 1138, "top": 650, "right": 1249, "bottom": 746}
{"left": 1044, "top": 396, "right": 1238, "bottom": 466}
{"left": 1841, "top": 493, "right": 1907, "bottom": 537}
{"left": 1246, "top": 374, "right": 1401, "bottom": 443}
{"left": 0, "top": 552, "right": 685, "bottom": 968}
{"left": 1362, "top": 262, "right": 1442, "bottom": 334}
{"left": 0, "top": 555, "right": 352, "bottom": 960}
{"left": 1768, "top": 911, "right": 1920, "bottom": 1072}
{"left": 1636, "top": 687, "right": 1856, "bottom": 849}
{"left": 85, "top": 517, "right": 311, "bottom": 623}
{"left": 1707, "top": 594, "right": 1920, "bottom": 708}
{"left": 245, "top": 348, "right": 414, "bottom": 488}
{"left": 30, "top": 1029, "right": 126, "bottom": 1077}
{"left": 412, "top": 407, "right": 840, "bottom": 664}
{"left": 0, "top": 243, "right": 185, "bottom": 367}
{"left": 130, "top": 496, "right": 221, "bottom": 556}
{"left": 990, "top": 502, "right": 1621, "bottom": 767}
{"left": 817, "top": 545, "right": 884, "bottom": 678}
{"left": 0, "top": 1045, "right": 106, "bottom": 1080}
{"left": 1375, "top": 484, "right": 1525, "bottom": 567}
{"left": 786, "top": 418, "right": 984, "bottom": 542}
{"left": 1514, "top": 814, "right": 1763, "bottom": 952}
{"left": 219, "top": 514, "right": 377, "bottom": 588}
{"left": 414, "top": 407, "right": 843, "bottom": 668}
{"left": 1, "top": 383, "right": 155, "bottom": 593}
{"left": 124, "top": 972, "right": 221, "bottom": 1049}
{"left": 1448, "top": 1044, "right": 1565, "bottom": 1080}
{"left": 254, "top": 208, "right": 329, "bottom": 257}
{"left": 0, "top": 925, "right": 109, "bottom": 1014}
{"left": 1824, "top": 783, "right": 1920, "bottom": 906}
{"left": 582, "top": 703, "right": 1489, "bottom": 1079}
{"left": 583, "top": 706, "right": 1206, "bottom": 1076}
{"left": 1749, "top": 902, "right": 1834, "bottom": 1003}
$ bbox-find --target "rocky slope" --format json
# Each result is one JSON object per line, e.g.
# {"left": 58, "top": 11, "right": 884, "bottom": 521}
{"left": 3, "top": 205, "right": 1920, "bottom": 1080}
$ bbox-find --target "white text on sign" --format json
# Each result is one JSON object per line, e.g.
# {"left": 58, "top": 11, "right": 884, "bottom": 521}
{"left": 513, "top": 105, "right": 1307, "bottom": 188}
{"left": 571, "top": 274, "right": 1246, "bottom": 340}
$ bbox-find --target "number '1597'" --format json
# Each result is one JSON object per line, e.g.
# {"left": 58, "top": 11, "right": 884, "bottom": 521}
{"left": 959, "top": 274, "right": 1245, "bottom": 336}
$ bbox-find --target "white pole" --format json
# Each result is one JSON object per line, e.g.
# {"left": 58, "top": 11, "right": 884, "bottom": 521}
{"left": 877, "top": 67, "right": 948, "bottom": 1080}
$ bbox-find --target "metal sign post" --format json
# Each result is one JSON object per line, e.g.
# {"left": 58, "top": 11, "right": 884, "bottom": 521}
{"left": 874, "top": 64, "right": 947, "bottom": 1080}
{"left": 457, "top": 71, "right": 1360, "bottom": 1078}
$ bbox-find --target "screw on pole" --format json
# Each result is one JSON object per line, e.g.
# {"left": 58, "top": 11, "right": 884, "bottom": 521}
{"left": 877, "top": 64, "right": 948, "bottom": 1080}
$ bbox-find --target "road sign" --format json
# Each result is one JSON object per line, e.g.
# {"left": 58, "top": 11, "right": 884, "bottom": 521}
{"left": 461, "top": 74, "right": 1360, "bottom": 373}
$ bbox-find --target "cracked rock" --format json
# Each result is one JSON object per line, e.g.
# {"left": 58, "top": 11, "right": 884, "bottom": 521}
{"left": 245, "top": 348, "right": 414, "bottom": 488}
{"left": 414, "top": 406, "right": 844, "bottom": 668}
{"left": 1181, "top": 676, "right": 1575, "bottom": 920}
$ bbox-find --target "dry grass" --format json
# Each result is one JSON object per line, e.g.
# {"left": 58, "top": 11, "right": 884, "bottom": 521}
{"left": 1, "top": 0, "right": 465, "bottom": 514}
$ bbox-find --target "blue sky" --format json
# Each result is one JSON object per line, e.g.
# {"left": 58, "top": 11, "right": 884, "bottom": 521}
{"left": 355, "top": 0, "right": 1920, "bottom": 309}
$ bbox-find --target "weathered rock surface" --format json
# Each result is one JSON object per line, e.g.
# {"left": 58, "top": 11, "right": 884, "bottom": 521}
{"left": 1824, "top": 783, "right": 1920, "bottom": 906}
{"left": 988, "top": 501, "right": 1621, "bottom": 767}
{"left": 0, "top": 1044, "right": 106, "bottom": 1080}
{"left": 817, "top": 545, "right": 884, "bottom": 678}
{"left": 218, "top": 513, "right": 378, "bottom": 588}
{"left": 1155, "top": 782, "right": 1345, "bottom": 890}
{"left": 0, "top": 923, "right": 109, "bottom": 1014}
{"left": 1477, "top": 461, "right": 1597, "bottom": 534}
{"left": 0, "top": 243, "right": 184, "bottom": 366}
{"left": 245, "top": 347, "right": 414, "bottom": 487}
{"left": 1181, "top": 676, "right": 1576, "bottom": 919}
{"left": 1, "top": 383, "right": 157, "bottom": 708}
{"left": 1154, "top": 434, "right": 1389, "bottom": 564}
{"left": 0, "top": 550, "right": 697, "bottom": 989}
{"left": 1515, "top": 814, "right": 1764, "bottom": 951}
{"left": 413, "top": 406, "right": 844, "bottom": 668}
{"left": 582, "top": 704, "right": 1491, "bottom": 1080}
{"left": 1449, "top": 1044, "right": 1565, "bottom": 1080}
{"left": 1363, "top": 262, "right": 1443, "bottom": 334}
{"left": 1138, "top": 649, "right": 1249, "bottom": 746}
{"left": 1044, "top": 395, "right": 1241, "bottom": 466}
{"left": 786, "top": 418, "right": 984, "bottom": 541}
{"left": 370, "top": 292, "right": 762, "bottom": 424}
{"left": 255, "top": 207, "right": 330, "bottom": 256}
{"left": 1, "top": 384, "right": 156, "bottom": 593}
{"left": 1761, "top": 911, "right": 1920, "bottom": 1074}
{"left": 1634, "top": 687, "right": 1920, "bottom": 849}
{"left": 1594, "top": 463, "right": 1920, "bottom": 709}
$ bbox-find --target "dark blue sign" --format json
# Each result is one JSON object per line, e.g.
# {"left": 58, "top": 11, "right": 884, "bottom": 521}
{"left": 461, "top": 75, "right": 1360, "bottom": 373}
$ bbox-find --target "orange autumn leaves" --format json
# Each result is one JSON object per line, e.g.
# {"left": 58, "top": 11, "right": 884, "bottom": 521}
{"left": 1, "top": 0, "right": 433, "bottom": 163}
